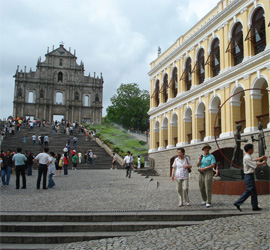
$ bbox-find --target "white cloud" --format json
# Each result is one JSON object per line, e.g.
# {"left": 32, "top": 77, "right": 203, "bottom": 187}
{"left": 0, "top": 0, "right": 218, "bottom": 119}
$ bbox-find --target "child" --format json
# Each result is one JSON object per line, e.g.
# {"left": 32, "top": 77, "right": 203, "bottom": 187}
{"left": 72, "top": 153, "right": 78, "bottom": 170}
{"left": 48, "top": 152, "right": 56, "bottom": 188}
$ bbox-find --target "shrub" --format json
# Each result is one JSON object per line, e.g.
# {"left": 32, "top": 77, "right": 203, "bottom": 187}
{"left": 139, "top": 140, "right": 146, "bottom": 145}
{"left": 113, "top": 146, "right": 120, "bottom": 153}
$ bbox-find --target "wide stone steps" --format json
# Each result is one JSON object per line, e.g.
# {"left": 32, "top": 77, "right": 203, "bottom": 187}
{"left": 1, "top": 126, "right": 114, "bottom": 169}
{"left": 0, "top": 210, "right": 258, "bottom": 249}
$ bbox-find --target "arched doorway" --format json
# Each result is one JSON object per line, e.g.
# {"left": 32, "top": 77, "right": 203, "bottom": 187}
{"left": 162, "top": 117, "right": 168, "bottom": 148}
{"left": 154, "top": 120, "right": 160, "bottom": 149}
{"left": 195, "top": 102, "right": 206, "bottom": 141}
{"left": 209, "top": 96, "right": 222, "bottom": 138}
{"left": 184, "top": 107, "right": 192, "bottom": 144}
{"left": 231, "top": 86, "right": 246, "bottom": 133}
{"left": 171, "top": 113, "right": 178, "bottom": 146}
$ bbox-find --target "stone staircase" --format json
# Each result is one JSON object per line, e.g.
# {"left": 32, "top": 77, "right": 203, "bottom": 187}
{"left": 0, "top": 125, "right": 113, "bottom": 169}
{"left": 0, "top": 210, "right": 257, "bottom": 250}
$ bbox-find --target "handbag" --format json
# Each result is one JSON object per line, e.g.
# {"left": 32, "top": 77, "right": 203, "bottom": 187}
{"left": 59, "top": 157, "right": 63, "bottom": 167}
{"left": 185, "top": 157, "right": 192, "bottom": 173}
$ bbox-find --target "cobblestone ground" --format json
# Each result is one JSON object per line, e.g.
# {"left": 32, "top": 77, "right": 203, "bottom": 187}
{"left": 1, "top": 169, "right": 269, "bottom": 211}
{"left": 52, "top": 212, "right": 270, "bottom": 250}
{"left": 1, "top": 169, "right": 270, "bottom": 249}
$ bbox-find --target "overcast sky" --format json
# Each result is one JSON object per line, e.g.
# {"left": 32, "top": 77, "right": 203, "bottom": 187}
{"left": 0, "top": 0, "right": 218, "bottom": 119}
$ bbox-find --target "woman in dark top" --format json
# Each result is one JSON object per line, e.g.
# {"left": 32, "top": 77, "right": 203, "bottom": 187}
{"left": 27, "top": 152, "right": 34, "bottom": 176}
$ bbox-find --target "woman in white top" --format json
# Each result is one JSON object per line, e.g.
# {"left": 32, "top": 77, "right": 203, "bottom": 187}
{"left": 171, "top": 148, "right": 192, "bottom": 207}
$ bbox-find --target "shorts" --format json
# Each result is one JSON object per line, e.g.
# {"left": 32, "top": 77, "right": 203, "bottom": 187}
{"left": 113, "top": 161, "right": 117, "bottom": 166}
{"left": 73, "top": 163, "right": 78, "bottom": 168}
{"left": 56, "top": 165, "right": 62, "bottom": 170}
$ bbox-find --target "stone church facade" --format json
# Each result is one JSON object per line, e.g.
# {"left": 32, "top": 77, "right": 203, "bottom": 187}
{"left": 13, "top": 44, "right": 103, "bottom": 124}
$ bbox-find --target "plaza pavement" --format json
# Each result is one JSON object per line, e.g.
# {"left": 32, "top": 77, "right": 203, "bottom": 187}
{"left": 0, "top": 169, "right": 269, "bottom": 249}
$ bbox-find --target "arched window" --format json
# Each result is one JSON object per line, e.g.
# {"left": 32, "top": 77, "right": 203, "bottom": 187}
{"left": 28, "top": 92, "right": 34, "bottom": 103}
{"left": 185, "top": 58, "right": 192, "bottom": 91}
{"left": 251, "top": 7, "right": 266, "bottom": 55}
{"left": 58, "top": 72, "right": 63, "bottom": 82}
{"left": 172, "top": 68, "right": 178, "bottom": 98}
{"left": 56, "top": 92, "right": 63, "bottom": 105}
{"left": 197, "top": 49, "right": 205, "bottom": 84}
{"left": 95, "top": 94, "right": 99, "bottom": 102}
{"left": 84, "top": 95, "right": 89, "bottom": 106}
{"left": 154, "top": 80, "right": 160, "bottom": 106}
{"left": 17, "top": 88, "right": 22, "bottom": 97}
{"left": 74, "top": 92, "right": 79, "bottom": 101}
{"left": 40, "top": 90, "right": 44, "bottom": 98}
{"left": 162, "top": 74, "right": 168, "bottom": 102}
{"left": 59, "top": 59, "right": 63, "bottom": 66}
{"left": 226, "top": 23, "right": 244, "bottom": 66}
{"left": 211, "top": 38, "right": 220, "bottom": 76}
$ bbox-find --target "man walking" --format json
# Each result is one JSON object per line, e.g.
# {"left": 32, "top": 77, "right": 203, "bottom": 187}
{"left": 12, "top": 148, "right": 27, "bottom": 189}
{"left": 2, "top": 150, "right": 13, "bottom": 186}
{"left": 34, "top": 147, "right": 52, "bottom": 190}
{"left": 123, "top": 151, "right": 133, "bottom": 178}
{"left": 73, "top": 136, "right": 78, "bottom": 148}
{"left": 234, "top": 144, "right": 267, "bottom": 211}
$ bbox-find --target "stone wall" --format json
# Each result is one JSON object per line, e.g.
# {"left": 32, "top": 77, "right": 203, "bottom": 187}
{"left": 149, "top": 130, "right": 270, "bottom": 180}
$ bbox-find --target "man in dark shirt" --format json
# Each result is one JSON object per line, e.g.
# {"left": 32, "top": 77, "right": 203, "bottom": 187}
{"left": 2, "top": 150, "right": 13, "bottom": 186}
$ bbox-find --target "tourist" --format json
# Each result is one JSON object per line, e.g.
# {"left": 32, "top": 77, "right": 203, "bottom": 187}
{"left": 48, "top": 152, "right": 56, "bottom": 188}
{"left": 137, "top": 155, "right": 141, "bottom": 169}
{"left": 123, "top": 151, "right": 132, "bottom": 178}
{"left": 55, "top": 153, "right": 62, "bottom": 176}
{"left": 85, "top": 131, "right": 89, "bottom": 141}
{"left": 88, "top": 150, "right": 95, "bottom": 167}
{"left": 67, "top": 137, "right": 70, "bottom": 145}
{"left": 23, "top": 133, "right": 27, "bottom": 143}
{"left": 38, "top": 135, "right": 41, "bottom": 145}
{"left": 63, "top": 152, "right": 69, "bottom": 175}
{"left": 78, "top": 152, "right": 82, "bottom": 163}
{"left": 12, "top": 148, "right": 27, "bottom": 189}
{"left": 84, "top": 151, "right": 87, "bottom": 164}
{"left": 234, "top": 144, "right": 267, "bottom": 211}
{"left": 66, "top": 127, "right": 69, "bottom": 135}
{"left": 34, "top": 147, "right": 52, "bottom": 189}
{"left": 72, "top": 153, "right": 78, "bottom": 170}
{"left": 44, "top": 135, "right": 49, "bottom": 147}
{"left": 111, "top": 153, "right": 117, "bottom": 170}
{"left": 2, "top": 150, "right": 13, "bottom": 186}
{"left": 32, "top": 134, "right": 36, "bottom": 146}
{"left": 197, "top": 144, "right": 216, "bottom": 208}
{"left": 70, "top": 126, "right": 73, "bottom": 135}
{"left": 73, "top": 136, "right": 78, "bottom": 148}
{"left": 40, "top": 135, "right": 44, "bottom": 147}
{"left": 26, "top": 152, "right": 34, "bottom": 176}
{"left": 171, "top": 148, "right": 192, "bottom": 207}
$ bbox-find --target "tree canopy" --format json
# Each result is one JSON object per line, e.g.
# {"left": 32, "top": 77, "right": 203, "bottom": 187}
{"left": 106, "top": 83, "right": 149, "bottom": 131}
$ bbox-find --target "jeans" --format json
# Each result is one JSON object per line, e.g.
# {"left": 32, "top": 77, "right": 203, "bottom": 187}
{"left": 16, "top": 165, "right": 26, "bottom": 188}
{"left": 73, "top": 142, "right": 77, "bottom": 148}
{"left": 37, "top": 164, "right": 48, "bottom": 189}
{"left": 234, "top": 174, "right": 258, "bottom": 209}
{"left": 64, "top": 164, "right": 68, "bottom": 175}
{"left": 89, "top": 158, "right": 95, "bottom": 166}
{"left": 23, "top": 137, "right": 27, "bottom": 143}
{"left": 48, "top": 173, "right": 55, "bottom": 188}
{"left": 32, "top": 140, "right": 36, "bottom": 146}
{"left": 1, "top": 166, "right": 12, "bottom": 185}
{"left": 27, "top": 165, "right": 33, "bottom": 176}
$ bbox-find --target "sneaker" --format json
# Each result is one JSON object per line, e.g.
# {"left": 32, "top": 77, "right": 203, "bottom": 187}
{"left": 252, "top": 207, "right": 262, "bottom": 211}
{"left": 186, "top": 202, "right": 190, "bottom": 206}
{"left": 201, "top": 201, "right": 206, "bottom": 205}
{"left": 206, "top": 203, "right": 211, "bottom": 208}
{"left": 110, "top": 168, "right": 113, "bottom": 170}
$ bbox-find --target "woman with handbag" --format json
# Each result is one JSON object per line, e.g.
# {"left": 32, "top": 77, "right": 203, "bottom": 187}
{"left": 171, "top": 148, "right": 192, "bottom": 207}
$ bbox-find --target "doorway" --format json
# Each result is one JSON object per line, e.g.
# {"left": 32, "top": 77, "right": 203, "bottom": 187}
{"left": 53, "top": 115, "right": 64, "bottom": 123}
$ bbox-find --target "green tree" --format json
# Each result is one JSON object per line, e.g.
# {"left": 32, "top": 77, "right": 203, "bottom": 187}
{"left": 106, "top": 83, "right": 149, "bottom": 131}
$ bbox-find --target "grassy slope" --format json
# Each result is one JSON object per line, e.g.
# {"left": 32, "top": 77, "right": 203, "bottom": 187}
{"left": 85, "top": 123, "right": 149, "bottom": 159}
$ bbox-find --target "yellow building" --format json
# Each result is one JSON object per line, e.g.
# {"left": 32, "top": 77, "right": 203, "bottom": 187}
{"left": 148, "top": 0, "right": 270, "bottom": 176}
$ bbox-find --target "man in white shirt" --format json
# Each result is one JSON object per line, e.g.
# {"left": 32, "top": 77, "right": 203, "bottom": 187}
{"left": 32, "top": 134, "right": 36, "bottom": 146}
{"left": 34, "top": 147, "right": 52, "bottom": 190}
{"left": 234, "top": 144, "right": 267, "bottom": 211}
{"left": 123, "top": 151, "right": 133, "bottom": 178}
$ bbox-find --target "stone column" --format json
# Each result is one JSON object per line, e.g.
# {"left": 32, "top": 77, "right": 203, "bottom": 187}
{"left": 265, "top": 0, "right": 270, "bottom": 49}
{"left": 178, "top": 57, "right": 184, "bottom": 94}
{"left": 167, "top": 112, "right": 174, "bottom": 148}
{"left": 223, "top": 22, "right": 231, "bottom": 70}
{"left": 158, "top": 116, "right": 165, "bottom": 150}
{"left": 176, "top": 106, "right": 184, "bottom": 146}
